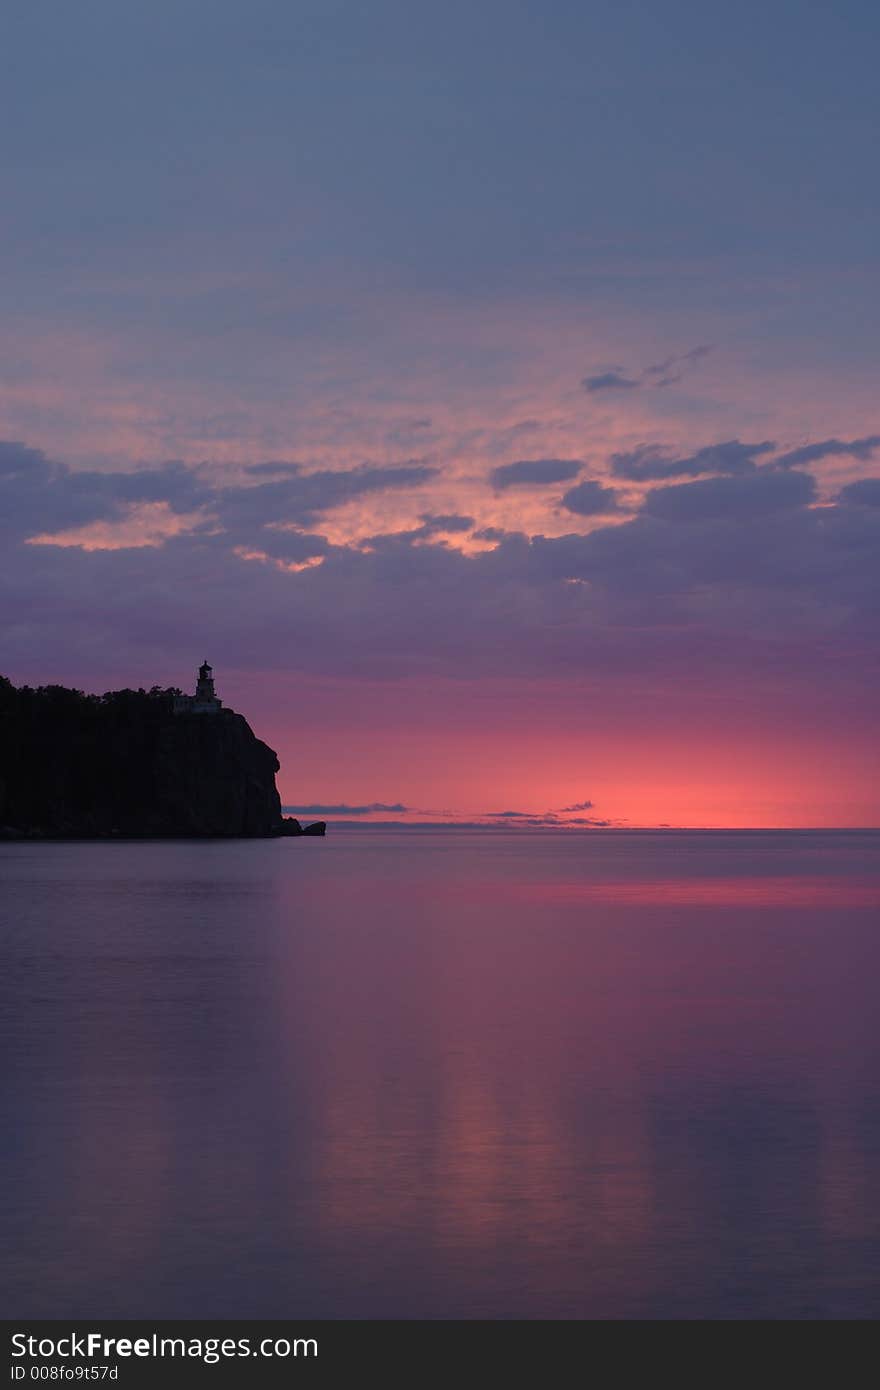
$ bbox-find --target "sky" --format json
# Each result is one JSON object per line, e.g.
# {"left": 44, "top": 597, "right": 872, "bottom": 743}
{"left": 2, "top": 0, "right": 879, "bottom": 827}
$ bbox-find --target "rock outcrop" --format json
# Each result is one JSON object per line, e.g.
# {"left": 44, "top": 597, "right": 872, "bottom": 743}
{"left": 0, "top": 676, "right": 323, "bottom": 839}
{"left": 277, "top": 816, "right": 327, "bottom": 837}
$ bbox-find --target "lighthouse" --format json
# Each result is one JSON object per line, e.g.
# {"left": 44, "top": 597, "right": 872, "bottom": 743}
{"left": 173, "top": 661, "right": 223, "bottom": 714}
{"left": 195, "top": 660, "right": 216, "bottom": 702}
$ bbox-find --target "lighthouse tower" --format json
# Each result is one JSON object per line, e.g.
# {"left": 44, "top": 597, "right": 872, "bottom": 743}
{"left": 195, "top": 661, "right": 215, "bottom": 702}
{"left": 192, "top": 660, "right": 222, "bottom": 712}
{"left": 174, "top": 661, "right": 223, "bottom": 714}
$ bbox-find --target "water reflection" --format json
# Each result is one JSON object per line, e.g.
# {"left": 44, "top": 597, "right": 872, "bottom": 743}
{"left": 1, "top": 833, "right": 879, "bottom": 1317}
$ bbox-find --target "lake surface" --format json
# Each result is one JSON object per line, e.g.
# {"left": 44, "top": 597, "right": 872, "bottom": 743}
{"left": 2, "top": 830, "right": 879, "bottom": 1319}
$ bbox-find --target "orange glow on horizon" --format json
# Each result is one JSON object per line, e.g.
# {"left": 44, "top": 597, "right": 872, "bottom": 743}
{"left": 211, "top": 671, "right": 880, "bottom": 831}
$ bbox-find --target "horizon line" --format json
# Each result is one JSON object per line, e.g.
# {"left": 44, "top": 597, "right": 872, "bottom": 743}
{"left": 283, "top": 818, "right": 880, "bottom": 833}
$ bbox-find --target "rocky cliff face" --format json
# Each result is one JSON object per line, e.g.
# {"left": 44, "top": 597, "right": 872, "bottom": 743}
{"left": 0, "top": 676, "right": 306, "bottom": 838}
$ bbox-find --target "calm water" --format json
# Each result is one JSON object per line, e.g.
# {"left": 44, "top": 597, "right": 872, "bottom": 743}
{"left": 2, "top": 830, "right": 879, "bottom": 1320}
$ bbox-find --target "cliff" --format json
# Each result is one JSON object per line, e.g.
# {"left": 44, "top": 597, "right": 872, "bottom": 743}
{"left": 0, "top": 676, "right": 322, "bottom": 839}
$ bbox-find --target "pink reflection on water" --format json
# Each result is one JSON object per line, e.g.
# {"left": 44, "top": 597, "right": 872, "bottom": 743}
{"left": 519, "top": 876, "right": 880, "bottom": 907}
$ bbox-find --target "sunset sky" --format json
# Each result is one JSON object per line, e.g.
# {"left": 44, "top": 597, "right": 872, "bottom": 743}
{"left": 2, "top": 1, "right": 879, "bottom": 826}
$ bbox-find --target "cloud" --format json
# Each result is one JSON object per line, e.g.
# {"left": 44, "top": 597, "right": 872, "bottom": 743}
{"left": 414, "top": 513, "right": 474, "bottom": 536}
{"left": 358, "top": 513, "right": 475, "bottom": 549}
{"left": 214, "top": 462, "right": 438, "bottom": 531}
{"left": 239, "top": 529, "right": 330, "bottom": 562}
{"left": 243, "top": 461, "right": 303, "bottom": 476}
{"left": 641, "top": 468, "right": 815, "bottom": 521}
{"left": 560, "top": 479, "right": 622, "bottom": 516}
{"left": 451, "top": 805, "right": 611, "bottom": 827}
{"left": 610, "top": 435, "right": 880, "bottom": 482}
{"left": 642, "top": 344, "right": 714, "bottom": 386}
{"left": 0, "top": 440, "right": 213, "bottom": 541}
{"left": 472, "top": 526, "right": 518, "bottom": 542}
{"left": 611, "top": 440, "right": 776, "bottom": 481}
{"left": 773, "top": 436, "right": 880, "bottom": 469}
{"left": 0, "top": 441, "right": 438, "bottom": 548}
{"left": 278, "top": 802, "right": 614, "bottom": 828}
{"left": 282, "top": 802, "right": 408, "bottom": 815}
{"left": 839, "top": 478, "right": 880, "bottom": 506}
{"left": 490, "top": 458, "right": 583, "bottom": 490}
{"left": 583, "top": 346, "right": 713, "bottom": 394}
{"left": 3, "top": 435, "right": 879, "bottom": 697}
{"left": 0, "top": 440, "right": 53, "bottom": 479}
{"left": 312, "top": 811, "right": 614, "bottom": 822}
{"left": 482, "top": 809, "right": 612, "bottom": 827}
{"left": 581, "top": 371, "right": 640, "bottom": 393}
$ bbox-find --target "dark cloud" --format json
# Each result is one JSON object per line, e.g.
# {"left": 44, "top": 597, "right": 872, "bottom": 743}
{"left": 0, "top": 441, "right": 52, "bottom": 479}
{"left": 214, "top": 462, "right": 438, "bottom": 530}
{"left": 358, "top": 513, "right": 475, "bottom": 549}
{"left": 490, "top": 458, "right": 583, "bottom": 490}
{"left": 282, "top": 802, "right": 407, "bottom": 815}
{"left": 581, "top": 371, "right": 640, "bottom": 393}
{"left": 282, "top": 803, "right": 614, "bottom": 829}
{"left": 643, "top": 344, "right": 713, "bottom": 381}
{"left": 773, "top": 435, "right": 880, "bottom": 469}
{"left": 477, "top": 806, "right": 610, "bottom": 827}
{"left": 560, "top": 479, "right": 622, "bottom": 516}
{"left": 584, "top": 346, "right": 713, "bottom": 394}
{"left": 97, "top": 462, "right": 211, "bottom": 512}
{"left": 243, "top": 462, "right": 303, "bottom": 476}
{"left": 641, "top": 469, "right": 815, "bottom": 521}
{"left": 610, "top": 434, "right": 880, "bottom": 482}
{"left": 243, "top": 529, "right": 330, "bottom": 562}
{"left": 0, "top": 441, "right": 437, "bottom": 544}
{"left": 484, "top": 811, "right": 611, "bottom": 827}
{"left": 312, "top": 811, "right": 614, "bottom": 822}
{"left": 0, "top": 441, "right": 212, "bottom": 538}
{"left": 414, "top": 513, "right": 474, "bottom": 536}
{"left": 611, "top": 440, "right": 775, "bottom": 481}
{"left": 0, "top": 444, "right": 448, "bottom": 654}
{"left": 473, "top": 526, "right": 518, "bottom": 542}
{"left": 839, "top": 477, "right": 880, "bottom": 506}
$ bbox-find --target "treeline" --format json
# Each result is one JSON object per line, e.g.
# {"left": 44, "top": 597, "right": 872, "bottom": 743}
{"left": 0, "top": 677, "right": 184, "bottom": 712}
